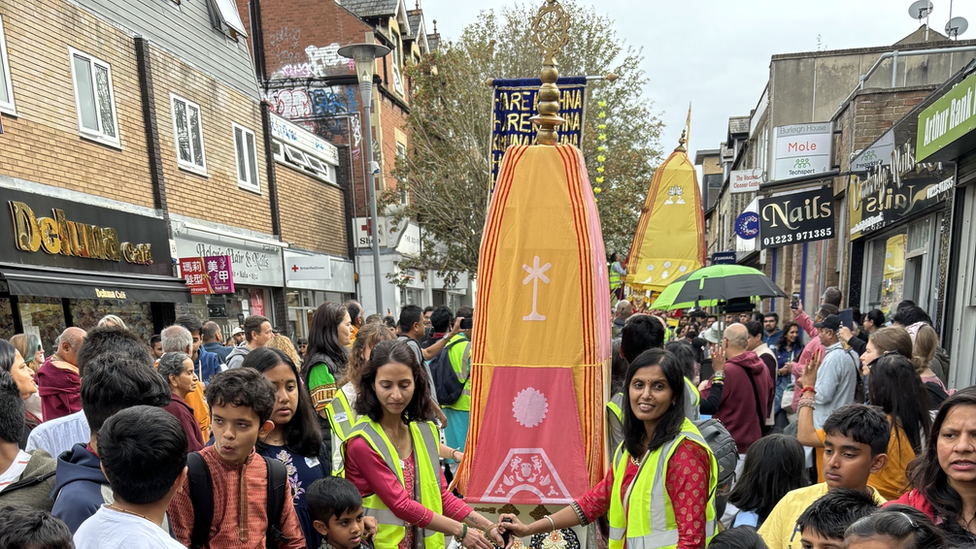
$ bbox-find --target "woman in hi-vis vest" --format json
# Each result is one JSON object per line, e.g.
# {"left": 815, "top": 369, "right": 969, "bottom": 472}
{"left": 500, "top": 348, "right": 719, "bottom": 549}
{"left": 342, "top": 340, "right": 505, "bottom": 549}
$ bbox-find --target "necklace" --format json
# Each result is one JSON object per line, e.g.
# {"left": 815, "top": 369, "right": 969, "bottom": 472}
{"left": 383, "top": 422, "right": 405, "bottom": 453}
{"left": 107, "top": 503, "right": 152, "bottom": 523}
{"left": 630, "top": 455, "right": 641, "bottom": 467}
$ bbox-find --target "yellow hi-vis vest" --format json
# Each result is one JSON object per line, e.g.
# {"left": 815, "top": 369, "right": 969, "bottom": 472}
{"left": 443, "top": 334, "right": 471, "bottom": 412}
{"left": 343, "top": 420, "right": 445, "bottom": 549}
{"left": 608, "top": 418, "right": 718, "bottom": 549}
{"left": 326, "top": 386, "right": 358, "bottom": 475}
{"left": 609, "top": 262, "right": 623, "bottom": 289}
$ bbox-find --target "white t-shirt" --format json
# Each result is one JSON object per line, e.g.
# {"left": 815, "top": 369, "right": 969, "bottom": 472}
{"left": 74, "top": 506, "right": 183, "bottom": 549}
{"left": 0, "top": 450, "right": 31, "bottom": 492}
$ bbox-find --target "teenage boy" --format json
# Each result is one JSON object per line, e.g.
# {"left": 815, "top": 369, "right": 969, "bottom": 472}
{"left": 167, "top": 369, "right": 304, "bottom": 548}
{"left": 307, "top": 476, "right": 374, "bottom": 549}
{"left": 795, "top": 488, "right": 878, "bottom": 549}
{"left": 0, "top": 504, "right": 74, "bottom": 549}
{"left": 73, "top": 406, "right": 188, "bottom": 548}
{"left": 0, "top": 372, "right": 57, "bottom": 511}
{"left": 758, "top": 404, "right": 890, "bottom": 549}
{"left": 52, "top": 354, "right": 170, "bottom": 532}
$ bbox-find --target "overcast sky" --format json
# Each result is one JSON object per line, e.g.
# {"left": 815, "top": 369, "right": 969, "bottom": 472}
{"left": 419, "top": 0, "right": 976, "bottom": 162}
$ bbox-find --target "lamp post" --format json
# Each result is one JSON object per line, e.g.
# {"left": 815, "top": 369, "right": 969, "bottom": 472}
{"left": 338, "top": 43, "right": 390, "bottom": 315}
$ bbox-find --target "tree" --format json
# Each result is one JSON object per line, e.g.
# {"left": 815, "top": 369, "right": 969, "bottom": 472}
{"left": 384, "top": 1, "right": 664, "bottom": 279}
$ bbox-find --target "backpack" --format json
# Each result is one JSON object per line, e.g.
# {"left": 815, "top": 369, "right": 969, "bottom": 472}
{"left": 693, "top": 418, "right": 739, "bottom": 507}
{"left": 186, "top": 452, "right": 289, "bottom": 549}
{"left": 429, "top": 337, "right": 468, "bottom": 405}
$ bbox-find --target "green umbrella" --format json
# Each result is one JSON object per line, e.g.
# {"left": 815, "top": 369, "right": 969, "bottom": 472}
{"left": 650, "top": 264, "right": 786, "bottom": 310}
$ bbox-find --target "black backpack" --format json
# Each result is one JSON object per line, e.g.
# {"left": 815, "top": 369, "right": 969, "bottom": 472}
{"left": 429, "top": 337, "right": 468, "bottom": 405}
{"left": 186, "top": 452, "right": 289, "bottom": 549}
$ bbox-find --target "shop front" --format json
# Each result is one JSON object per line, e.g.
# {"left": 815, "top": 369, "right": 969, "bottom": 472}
{"left": 283, "top": 249, "right": 355, "bottom": 338}
{"left": 916, "top": 61, "right": 976, "bottom": 386}
{"left": 172, "top": 218, "right": 285, "bottom": 337}
{"left": 847, "top": 101, "right": 955, "bottom": 326}
{"left": 0, "top": 188, "right": 188, "bottom": 349}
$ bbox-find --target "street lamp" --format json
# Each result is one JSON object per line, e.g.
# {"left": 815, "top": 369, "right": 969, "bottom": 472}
{"left": 338, "top": 43, "right": 390, "bottom": 316}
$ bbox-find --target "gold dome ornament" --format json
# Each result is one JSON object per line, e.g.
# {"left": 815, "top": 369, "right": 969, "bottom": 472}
{"left": 529, "top": 0, "right": 571, "bottom": 145}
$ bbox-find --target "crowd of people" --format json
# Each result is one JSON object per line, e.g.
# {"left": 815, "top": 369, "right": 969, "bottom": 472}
{"left": 0, "top": 287, "right": 970, "bottom": 549}
{"left": 595, "top": 287, "right": 969, "bottom": 548}
{"left": 0, "top": 301, "right": 485, "bottom": 549}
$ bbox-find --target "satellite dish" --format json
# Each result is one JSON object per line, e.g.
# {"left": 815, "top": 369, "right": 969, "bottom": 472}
{"left": 908, "top": 0, "right": 934, "bottom": 20}
{"left": 946, "top": 17, "right": 969, "bottom": 39}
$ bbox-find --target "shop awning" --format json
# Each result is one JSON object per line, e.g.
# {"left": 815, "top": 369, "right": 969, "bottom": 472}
{"left": 0, "top": 265, "right": 191, "bottom": 303}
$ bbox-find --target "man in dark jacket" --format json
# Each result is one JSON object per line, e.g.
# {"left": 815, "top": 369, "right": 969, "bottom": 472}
{"left": 700, "top": 323, "right": 773, "bottom": 456}
{"left": 201, "top": 321, "right": 232, "bottom": 364}
{"left": 175, "top": 315, "right": 222, "bottom": 384}
{"left": 51, "top": 353, "right": 170, "bottom": 532}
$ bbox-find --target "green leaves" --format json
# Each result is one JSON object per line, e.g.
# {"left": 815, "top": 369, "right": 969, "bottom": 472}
{"left": 385, "top": 1, "right": 664, "bottom": 278}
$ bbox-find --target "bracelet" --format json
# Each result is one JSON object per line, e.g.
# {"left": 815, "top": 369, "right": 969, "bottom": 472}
{"left": 456, "top": 524, "right": 468, "bottom": 542}
{"left": 483, "top": 523, "right": 497, "bottom": 537}
{"left": 544, "top": 515, "right": 556, "bottom": 533}
{"left": 797, "top": 398, "right": 816, "bottom": 409}
{"left": 801, "top": 386, "right": 816, "bottom": 395}
{"left": 712, "top": 372, "right": 726, "bottom": 381}
{"left": 451, "top": 449, "right": 462, "bottom": 461}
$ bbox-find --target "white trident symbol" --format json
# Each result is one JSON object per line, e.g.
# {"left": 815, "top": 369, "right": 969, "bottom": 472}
{"left": 522, "top": 256, "right": 552, "bottom": 321}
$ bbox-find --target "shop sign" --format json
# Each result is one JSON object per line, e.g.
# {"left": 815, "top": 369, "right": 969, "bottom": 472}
{"left": 353, "top": 216, "right": 388, "bottom": 248}
{"left": 285, "top": 254, "right": 331, "bottom": 282}
{"left": 772, "top": 123, "right": 832, "bottom": 181}
{"left": 730, "top": 169, "right": 763, "bottom": 194}
{"left": 174, "top": 232, "right": 283, "bottom": 287}
{"left": 735, "top": 212, "right": 760, "bottom": 240}
{"left": 0, "top": 189, "right": 171, "bottom": 276}
{"left": 759, "top": 186, "right": 834, "bottom": 249}
{"left": 849, "top": 133, "right": 954, "bottom": 240}
{"left": 916, "top": 71, "right": 976, "bottom": 162}
{"left": 395, "top": 221, "right": 422, "bottom": 257}
{"left": 269, "top": 113, "right": 339, "bottom": 165}
{"left": 851, "top": 130, "right": 895, "bottom": 172}
{"left": 179, "top": 255, "right": 235, "bottom": 295}
{"left": 711, "top": 251, "right": 736, "bottom": 265}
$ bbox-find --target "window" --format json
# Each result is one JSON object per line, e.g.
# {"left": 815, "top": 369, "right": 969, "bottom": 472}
{"left": 391, "top": 32, "right": 404, "bottom": 95}
{"left": 396, "top": 142, "right": 408, "bottom": 204}
{"left": 0, "top": 15, "right": 15, "bottom": 113}
{"left": 171, "top": 94, "right": 207, "bottom": 174}
{"left": 233, "top": 123, "right": 260, "bottom": 191}
{"left": 208, "top": 0, "right": 247, "bottom": 38}
{"left": 275, "top": 139, "right": 337, "bottom": 184}
{"left": 69, "top": 49, "right": 119, "bottom": 146}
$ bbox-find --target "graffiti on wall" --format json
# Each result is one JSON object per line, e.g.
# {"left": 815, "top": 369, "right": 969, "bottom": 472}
{"left": 265, "top": 86, "right": 358, "bottom": 120}
{"left": 270, "top": 42, "right": 356, "bottom": 79}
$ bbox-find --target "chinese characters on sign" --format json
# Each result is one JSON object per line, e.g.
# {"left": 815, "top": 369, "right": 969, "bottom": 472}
{"left": 179, "top": 255, "right": 235, "bottom": 295}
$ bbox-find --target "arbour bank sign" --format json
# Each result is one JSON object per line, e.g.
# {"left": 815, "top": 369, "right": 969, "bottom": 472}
{"left": 773, "top": 122, "right": 832, "bottom": 181}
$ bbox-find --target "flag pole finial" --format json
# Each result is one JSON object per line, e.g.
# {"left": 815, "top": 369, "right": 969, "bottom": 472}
{"left": 529, "top": 0, "right": 570, "bottom": 145}
{"left": 675, "top": 129, "right": 688, "bottom": 152}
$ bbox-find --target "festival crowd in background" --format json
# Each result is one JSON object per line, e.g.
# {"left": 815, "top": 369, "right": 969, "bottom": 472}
{"left": 0, "top": 289, "right": 971, "bottom": 549}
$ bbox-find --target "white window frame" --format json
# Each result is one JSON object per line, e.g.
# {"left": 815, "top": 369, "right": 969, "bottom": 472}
{"left": 0, "top": 15, "right": 16, "bottom": 114}
{"left": 170, "top": 93, "right": 207, "bottom": 175}
{"left": 232, "top": 123, "right": 260, "bottom": 193}
{"left": 69, "top": 47, "right": 121, "bottom": 148}
{"left": 396, "top": 141, "right": 408, "bottom": 204}
{"left": 273, "top": 138, "right": 338, "bottom": 186}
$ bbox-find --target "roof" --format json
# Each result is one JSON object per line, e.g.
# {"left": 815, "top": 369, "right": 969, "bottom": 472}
{"left": 406, "top": 11, "right": 424, "bottom": 39}
{"left": 341, "top": 0, "right": 399, "bottom": 18}
{"left": 728, "top": 116, "right": 750, "bottom": 137}
{"left": 427, "top": 32, "right": 440, "bottom": 52}
{"left": 694, "top": 149, "right": 720, "bottom": 164}
{"left": 66, "top": 0, "right": 259, "bottom": 101}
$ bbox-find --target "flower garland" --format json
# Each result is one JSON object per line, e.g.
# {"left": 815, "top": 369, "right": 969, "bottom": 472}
{"left": 594, "top": 99, "right": 607, "bottom": 197}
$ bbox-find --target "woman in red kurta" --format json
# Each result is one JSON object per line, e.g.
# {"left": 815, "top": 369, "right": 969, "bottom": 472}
{"left": 343, "top": 340, "right": 504, "bottom": 549}
{"left": 501, "top": 348, "right": 713, "bottom": 549}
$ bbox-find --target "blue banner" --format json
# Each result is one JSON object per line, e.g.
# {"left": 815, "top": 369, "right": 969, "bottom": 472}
{"left": 491, "top": 77, "right": 587, "bottom": 186}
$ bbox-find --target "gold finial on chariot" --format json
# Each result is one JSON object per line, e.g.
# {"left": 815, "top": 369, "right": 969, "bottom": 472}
{"left": 529, "top": 0, "right": 571, "bottom": 146}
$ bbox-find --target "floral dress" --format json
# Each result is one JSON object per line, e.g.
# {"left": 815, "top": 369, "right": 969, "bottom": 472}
{"left": 261, "top": 443, "right": 327, "bottom": 549}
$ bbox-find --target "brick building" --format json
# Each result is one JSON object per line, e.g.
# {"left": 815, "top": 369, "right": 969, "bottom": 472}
{"left": 241, "top": 0, "right": 466, "bottom": 316}
{"left": 0, "top": 0, "right": 352, "bottom": 347}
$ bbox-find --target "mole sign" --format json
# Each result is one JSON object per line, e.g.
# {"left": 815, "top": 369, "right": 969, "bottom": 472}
{"left": 490, "top": 78, "right": 587, "bottom": 188}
